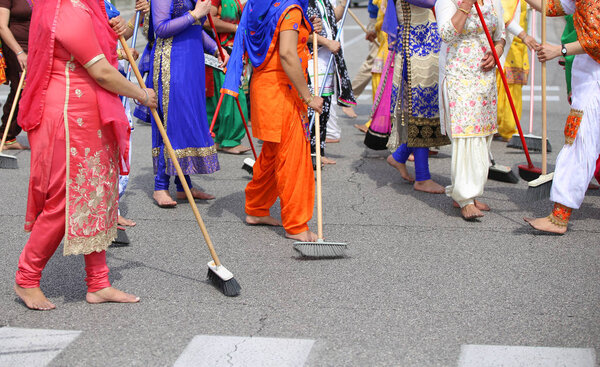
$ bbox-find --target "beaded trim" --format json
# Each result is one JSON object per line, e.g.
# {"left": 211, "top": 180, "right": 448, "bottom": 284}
{"left": 548, "top": 203, "right": 572, "bottom": 227}
{"left": 564, "top": 109, "right": 583, "bottom": 145}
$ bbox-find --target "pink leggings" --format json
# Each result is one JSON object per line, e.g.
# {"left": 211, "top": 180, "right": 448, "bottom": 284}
{"left": 15, "top": 123, "right": 111, "bottom": 293}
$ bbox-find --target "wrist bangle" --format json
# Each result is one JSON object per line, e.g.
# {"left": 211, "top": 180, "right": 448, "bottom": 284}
{"left": 188, "top": 10, "right": 199, "bottom": 22}
{"left": 16, "top": 50, "right": 24, "bottom": 56}
{"left": 458, "top": 7, "right": 470, "bottom": 14}
{"left": 303, "top": 94, "right": 314, "bottom": 105}
{"left": 127, "top": 21, "right": 135, "bottom": 30}
{"left": 135, "top": 88, "right": 149, "bottom": 106}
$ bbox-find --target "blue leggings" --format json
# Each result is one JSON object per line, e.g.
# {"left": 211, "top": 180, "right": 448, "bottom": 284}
{"left": 154, "top": 152, "right": 193, "bottom": 191}
{"left": 391, "top": 144, "right": 431, "bottom": 182}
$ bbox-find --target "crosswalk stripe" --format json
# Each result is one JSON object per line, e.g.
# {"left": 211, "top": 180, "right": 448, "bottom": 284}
{"left": 173, "top": 335, "right": 315, "bottom": 367}
{"left": 0, "top": 327, "right": 81, "bottom": 367}
{"left": 523, "top": 85, "right": 561, "bottom": 92}
{"left": 458, "top": 344, "right": 596, "bottom": 367}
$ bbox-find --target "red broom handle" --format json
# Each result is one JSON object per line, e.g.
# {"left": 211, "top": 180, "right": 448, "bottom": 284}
{"left": 207, "top": 13, "right": 226, "bottom": 61}
{"left": 474, "top": 2, "right": 535, "bottom": 169}
{"left": 209, "top": 93, "right": 225, "bottom": 136}
{"left": 235, "top": 97, "right": 258, "bottom": 160}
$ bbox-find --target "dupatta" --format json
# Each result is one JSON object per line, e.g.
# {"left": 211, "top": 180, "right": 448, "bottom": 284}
{"left": 19, "top": 0, "right": 131, "bottom": 173}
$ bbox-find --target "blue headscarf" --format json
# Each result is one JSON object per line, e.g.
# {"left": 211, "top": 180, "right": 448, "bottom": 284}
{"left": 222, "top": 0, "right": 312, "bottom": 96}
{"left": 103, "top": 0, "right": 120, "bottom": 19}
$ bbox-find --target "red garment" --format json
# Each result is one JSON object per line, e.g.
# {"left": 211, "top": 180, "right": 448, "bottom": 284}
{"left": 245, "top": 8, "right": 314, "bottom": 234}
{"left": 595, "top": 155, "right": 600, "bottom": 183}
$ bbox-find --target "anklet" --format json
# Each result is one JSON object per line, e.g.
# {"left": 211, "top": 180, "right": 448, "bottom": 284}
{"left": 548, "top": 203, "right": 572, "bottom": 227}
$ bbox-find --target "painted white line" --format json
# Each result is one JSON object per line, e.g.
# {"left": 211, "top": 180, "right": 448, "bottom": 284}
{"left": 522, "top": 85, "right": 561, "bottom": 92}
{"left": 358, "top": 94, "right": 372, "bottom": 100}
{"left": 344, "top": 33, "right": 367, "bottom": 48}
{"left": 522, "top": 95, "right": 560, "bottom": 101}
{"left": 0, "top": 327, "right": 81, "bottom": 367}
{"left": 458, "top": 345, "right": 596, "bottom": 367}
{"left": 343, "top": 25, "right": 361, "bottom": 30}
{"left": 174, "top": 335, "right": 315, "bottom": 367}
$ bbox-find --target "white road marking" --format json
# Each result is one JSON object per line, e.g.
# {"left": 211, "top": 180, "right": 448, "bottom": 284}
{"left": 522, "top": 85, "right": 561, "bottom": 92}
{"left": 344, "top": 34, "right": 368, "bottom": 48}
{"left": 458, "top": 344, "right": 596, "bottom": 367}
{"left": 0, "top": 327, "right": 81, "bottom": 367}
{"left": 522, "top": 95, "right": 560, "bottom": 101}
{"left": 173, "top": 335, "right": 315, "bottom": 367}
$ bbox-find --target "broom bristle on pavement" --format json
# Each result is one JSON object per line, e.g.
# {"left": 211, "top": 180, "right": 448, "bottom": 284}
{"left": 518, "top": 164, "right": 542, "bottom": 182}
{"left": 488, "top": 163, "right": 519, "bottom": 183}
{"left": 293, "top": 239, "right": 347, "bottom": 258}
{"left": 242, "top": 157, "right": 254, "bottom": 175}
{"left": 110, "top": 228, "right": 130, "bottom": 247}
{"left": 507, "top": 134, "right": 552, "bottom": 152}
{"left": 0, "top": 153, "right": 18, "bottom": 169}
{"left": 526, "top": 172, "right": 554, "bottom": 201}
{"left": 207, "top": 261, "right": 241, "bottom": 297}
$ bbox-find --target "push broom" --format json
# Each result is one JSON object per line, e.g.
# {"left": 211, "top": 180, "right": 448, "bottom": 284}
{"left": 119, "top": 36, "right": 241, "bottom": 297}
{"left": 0, "top": 70, "right": 26, "bottom": 169}
{"left": 506, "top": 9, "right": 551, "bottom": 152}
{"left": 206, "top": 14, "right": 258, "bottom": 175}
{"left": 474, "top": 2, "right": 541, "bottom": 182}
{"left": 293, "top": 32, "right": 347, "bottom": 259}
{"left": 526, "top": 1, "right": 553, "bottom": 200}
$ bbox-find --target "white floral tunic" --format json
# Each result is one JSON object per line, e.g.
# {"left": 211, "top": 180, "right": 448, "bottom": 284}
{"left": 436, "top": 0, "right": 505, "bottom": 138}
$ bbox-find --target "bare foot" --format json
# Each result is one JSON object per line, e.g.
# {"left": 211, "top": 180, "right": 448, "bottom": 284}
{"left": 219, "top": 145, "right": 251, "bottom": 155}
{"left": 386, "top": 155, "right": 414, "bottom": 182}
{"left": 286, "top": 230, "right": 318, "bottom": 242}
{"left": 86, "top": 286, "right": 140, "bottom": 304}
{"left": 14, "top": 284, "right": 56, "bottom": 311}
{"left": 321, "top": 156, "right": 336, "bottom": 165}
{"left": 461, "top": 204, "right": 484, "bottom": 220}
{"left": 4, "top": 141, "right": 29, "bottom": 150}
{"left": 524, "top": 216, "right": 567, "bottom": 234}
{"left": 118, "top": 215, "right": 136, "bottom": 227}
{"left": 342, "top": 106, "right": 358, "bottom": 119}
{"left": 453, "top": 200, "right": 490, "bottom": 211}
{"left": 414, "top": 179, "right": 445, "bottom": 194}
{"left": 354, "top": 123, "right": 368, "bottom": 133}
{"left": 153, "top": 190, "right": 177, "bottom": 208}
{"left": 246, "top": 215, "right": 282, "bottom": 226}
{"left": 176, "top": 187, "right": 215, "bottom": 200}
{"left": 407, "top": 154, "right": 415, "bottom": 162}
{"left": 325, "top": 138, "right": 340, "bottom": 143}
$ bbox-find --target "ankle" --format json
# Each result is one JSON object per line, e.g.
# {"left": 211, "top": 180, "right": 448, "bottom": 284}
{"left": 548, "top": 203, "right": 572, "bottom": 227}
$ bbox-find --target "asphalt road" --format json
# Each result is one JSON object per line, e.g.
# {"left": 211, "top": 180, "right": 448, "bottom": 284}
{"left": 1, "top": 5, "right": 599, "bottom": 367}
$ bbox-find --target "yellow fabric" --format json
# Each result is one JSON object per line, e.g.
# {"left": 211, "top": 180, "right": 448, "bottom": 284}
{"left": 500, "top": 0, "right": 519, "bottom": 24}
{"left": 496, "top": 72, "right": 523, "bottom": 139}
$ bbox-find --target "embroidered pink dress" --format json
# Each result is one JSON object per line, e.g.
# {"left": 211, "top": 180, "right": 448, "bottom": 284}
{"left": 24, "top": 0, "right": 121, "bottom": 255}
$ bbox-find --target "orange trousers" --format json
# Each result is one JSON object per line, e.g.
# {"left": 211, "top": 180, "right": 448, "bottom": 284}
{"left": 245, "top": 118, "right": 315, "bottom": 235}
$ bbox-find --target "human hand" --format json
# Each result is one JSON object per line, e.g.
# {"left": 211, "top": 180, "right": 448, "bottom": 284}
{"left": 130, "top": 49, "right": 140, "bottom": 61}
{"left": 365, "top": 30, "right": 377, "bottom": 42}
{"left": 308, "top": 95, "right": 324, "bottom": 114}
{"left": 135, "top": 0, "right": 150, "bottom": 14}
{"left": 218, "top": 48, "right": 229, "bottom": 68}
{"left": 521, "top": 34, "right": 538, "bottom": 50}
{"left": 16, "top": 52, "right": 27, "bottom": 71}
{"left": 139, "top": 88, "right": 158, "bottom": 108}
{"left": 480, "top": 50, "right": 496, "bottom": 71}
{"left": 535, "top": 43, "right": 560, "bottom": 63}
{"left": 310, "top": 16, "right": 323, "bottom": 34}
{"left": 192, "top": 0, "right": 211, "bottom": 20}
{"left": 327, "top": 39, "right": 341, "bottom": 54}
{"left": 109, "top": 16, "right": 128, "bottom": 36}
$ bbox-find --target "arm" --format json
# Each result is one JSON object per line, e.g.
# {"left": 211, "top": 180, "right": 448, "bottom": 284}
{"left": 522, "top": 0, "right": 542, "bottom": 12}
{"left": 153, "top": 0, "right": 211, "bottom": 38}
{"left": 316, "top": 33, "right": 340, "bottom": 54}
{"left": 0, "top": 8, "right": 26, "bottom": 70}
{"left": 333, "top": 0, "right": 346, "bottom": 21}
{"left": 279, "top": 29, "right": 323, "bottom": 113}
{"left": 435, "top": 0, "right": 476, "bottom": 44}
{"left": 208, "top": 4, "right": 237, "bottom": 34}
{"left": 536, "top": 40, "right": 585, "bottom": 62}
{"left": 481, "top": 0, "right": 506, "bottom": 71}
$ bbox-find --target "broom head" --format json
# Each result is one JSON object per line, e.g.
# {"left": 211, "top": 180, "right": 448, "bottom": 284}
{"left": 293, "top": 239, "right": 347, "bottom": 258}
{"left": 526, "top": 172, "right": 554, "bottom": 201}
{"left": 242, "top": 157, "right": 254, "bottom": 175}
{"left": 507, "top": 134, "right": 552, "bottom": 152}
{"left": 488, "top": 163, "right": 519, "bottom": 183}
{"left": 0, "top": 153, "right": 18, "bottom": 169}
{"left": 207, "top": 260, "right": 241, "bottom": 297}
{"left": 110, "top": 227, "right": 130, "bottom": 247}
{"left": 518, "top": 164, "right": 542, "bottom": 182}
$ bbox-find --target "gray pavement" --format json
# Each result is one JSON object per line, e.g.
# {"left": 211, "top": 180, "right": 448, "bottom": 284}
{"left": 1, "top": 5, "right": 599, "bottom": 367}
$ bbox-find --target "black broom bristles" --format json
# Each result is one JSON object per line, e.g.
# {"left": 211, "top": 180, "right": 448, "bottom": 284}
{"left": 242, "top": 157, "right": 254, "bottom": 175}
{"left": 507, "top": 134, "right": 552, "bottom": 152}
{"left": 526, "top": 172, "right": 554, "bottom": 201}
{"left": 0, "top": 153, "right": 18, "bottom": 169}
{"left": 293, "top": 240, "right": 347, "bottom": 258}
{"left": 207, "top": 269, "right": 241, "bottom": 297}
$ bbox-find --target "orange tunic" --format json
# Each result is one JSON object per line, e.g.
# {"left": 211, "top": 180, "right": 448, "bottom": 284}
{"left": 245, "top": 7, "right": 315, "bottom": 235}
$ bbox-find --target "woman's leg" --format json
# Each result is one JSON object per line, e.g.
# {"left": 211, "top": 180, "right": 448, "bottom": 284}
{"left": 84, "top": 250, "right": 139, "bottom": 304}
{"left": 245, "top": 141, "right": 282, "bottom": 226}
{"left": 387, "top": 144, "right": 415, "bottom": 182}
{"left": 174, "top": 174, "right": 215, "bottom": 200}
{"left": 412, "top": 147, "right": 445, "bottom": 194}
{"left": 153, "top": 148, "right": 177, "bottom": 207}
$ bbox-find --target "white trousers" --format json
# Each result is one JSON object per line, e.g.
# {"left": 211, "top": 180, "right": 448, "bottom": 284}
{"left": 446, "top": 135, "right": 493, "bottom": 208}
{"left": 326, "top": 104, "right": 340, "bottom": 140}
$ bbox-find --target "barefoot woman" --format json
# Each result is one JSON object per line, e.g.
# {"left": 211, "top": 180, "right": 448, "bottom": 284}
{"left": 14, "top": 0, "right": 157, "bottom": 310}
{"left": 222, "top": 0, "right": 323, "bottom": 242}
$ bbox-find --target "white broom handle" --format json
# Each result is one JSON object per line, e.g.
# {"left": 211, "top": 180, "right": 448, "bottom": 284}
{"left": 528, "top": 9, "right": 535, "bottom": 134}
{"left": 313, "top": 31, "right": 323, "bottom": 240}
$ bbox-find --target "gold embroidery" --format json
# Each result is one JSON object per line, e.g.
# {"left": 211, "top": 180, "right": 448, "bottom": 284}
{"left": 63, "top": 226, "right": 117, "bottom": 256}
{"left": 564, "top": 109, "right": 583, "bottom": 145}
{"left": 64, "top": 56, "right": 74, "bottom": 250}
{"left": 84, "top": 54, "right": 106, "bottom": 69}
{"left": 152, "top": 147, "right": 160, "bottom": 157}
{"left": 97, "top": 129, "right": 102, "bottom": 139}
{"left": 71, "top": 147, "right": 77, "bottom": 156}
{"left": 77, "top": 117, "right": 84, "bottom": 126}
{"left": 153, "top": 37, "right": 173, "bottom": 132}
{"left": 173, "top": 145, "right": 218, "bottom": 158}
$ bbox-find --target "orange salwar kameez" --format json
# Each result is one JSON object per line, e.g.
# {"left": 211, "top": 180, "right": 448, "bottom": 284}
{"left": 245, "top": 8, "right": 315, "bottom": 235}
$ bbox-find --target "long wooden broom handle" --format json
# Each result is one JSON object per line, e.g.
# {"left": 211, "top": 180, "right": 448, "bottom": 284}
{"left": 313, "top": 32, "right": 323, "bottom": 240}
{"left": 348, "top": 9, "right": 380, "bottom": 47}
{"left": 118, "top": 36, "right": 223, "bottom": 267}
{"left": 474, "top": 2, "right": 535, "bottom": 169}
{"left": 0, "top": 69, "right": 26, "bottom": 153}
{"left": 528, "top": 9, "right": 535, "bottom": 134}
{"left": 541, "top": 1, "right": 547, "bottom": 175}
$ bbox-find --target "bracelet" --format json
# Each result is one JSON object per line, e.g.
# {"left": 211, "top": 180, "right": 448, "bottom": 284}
{"left": 188, "top": 10, "right": 199, "bottom": 22}
{"left": 303, "top": 94, "right": 314, "bottom": 105}
{"left": 16, "top": 50, "right": 24, "bottom": 56}
{"left": 135, "top": 88, "right": 149, "bottom": 106}
{"left": 458, "top": 7, "right": 470, "bottom": 14}
{"left": 127, "top": 20, "right": 135, "bottom": 30}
